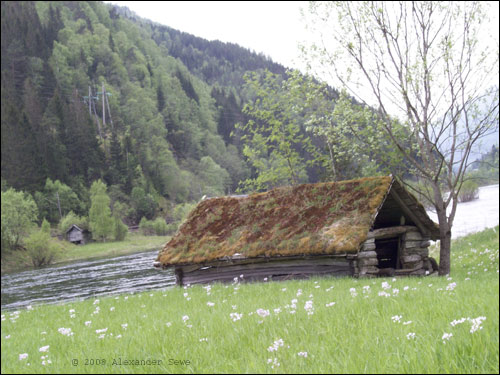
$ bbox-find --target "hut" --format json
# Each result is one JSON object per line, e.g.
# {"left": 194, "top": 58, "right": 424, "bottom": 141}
{"left": 154, "top": 176, "right": 440, "bottom": 286}
{"left": 66, "top": 224, "right": 90, "bottom": 245}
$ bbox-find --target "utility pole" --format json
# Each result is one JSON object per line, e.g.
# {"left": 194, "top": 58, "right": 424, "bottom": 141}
{"left": 105, "top": 88, "right": 114, "bottom": 130}
{"left": 88, "top": 86, "right": 92, "bottom": 115}
{"left": 55, "top": 191, "right": 62, "bottom": 220}
{"left": 102, "top": 82, "right": 106, "bottom": 128}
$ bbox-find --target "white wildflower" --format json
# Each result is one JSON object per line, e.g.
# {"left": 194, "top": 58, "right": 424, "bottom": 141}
{"left": 39, "top": 345, "right": 49, "bottom": 353}
{"left": 391, "top": 315, "right": 402, "bottom": 323}
{"left": 58, "top": 327, "right": 73, "bottom": 336}
{"left": 381, "top": 281, "right": 391, "bottom": 290}
{"left": 230, "top": 312, "right": 243, "bottom": 322}
{"left": 298, "top": 351, "right": 308, "bottom": 358}
{"left": 19, "top": 353, "right": 28, "bottom": 361}
{"left": 256, "top": 308, "right": 270, "bottom": 318}
{"left": 442, "top": 332, "right": 453, "bottom": 343}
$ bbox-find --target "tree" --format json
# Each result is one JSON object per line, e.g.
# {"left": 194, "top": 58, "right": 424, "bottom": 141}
{"left": 34, "top": 178, "right": 85, "bottom": 224}
{"left": 303, "top": 2, "right": 499, "bottom": 275}
{"left": 25, "top": 228, "right": 60, "bottom": 267}
{"left": 89, "top": 179, "right": 113, "bottom": 242}
{"left": 1, "top": 188, "right": 38, "bottom": 253}
{"left": 236, "top": 70, "right": 321, "bottom": 191}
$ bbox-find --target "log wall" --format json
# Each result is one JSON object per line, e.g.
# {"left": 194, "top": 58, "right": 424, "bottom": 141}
{"left": 170, "top": 225, "right": 438, "bottom": 286}
{"left": 175, "top": 256, "right": 354, "bottom": 286}
{"left": 357, "top": 225, "right": 437, "bottom": 277}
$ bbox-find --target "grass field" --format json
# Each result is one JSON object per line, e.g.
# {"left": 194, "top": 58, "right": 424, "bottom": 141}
{"left": 1, "top": 226, "right": 498, "bottom": 374}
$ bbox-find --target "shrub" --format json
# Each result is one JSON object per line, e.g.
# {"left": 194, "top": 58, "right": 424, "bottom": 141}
{"left": 113, "top": 217, "right": 128, "bottom": 241}
{"left": 152, "top": 218, "right": 169, "bottom": 236}
{"left": 25, "top": 230, "right": 60, "bottom": 268}
{"left": 139, "top": 217, "right": 170, "bottom": 236}
{"left": 458, "top": 180, "right": 479, "bottom": 202}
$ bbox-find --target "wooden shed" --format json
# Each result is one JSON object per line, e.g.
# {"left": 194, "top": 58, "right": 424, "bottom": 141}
{"left": 66, "top": 224, "right": 90, "bottom": 245}
{"left": 154, "top": 176, "right": 440, "bottom": 286}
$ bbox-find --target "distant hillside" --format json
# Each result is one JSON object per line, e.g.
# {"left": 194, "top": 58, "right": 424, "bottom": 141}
{"left": 1, "top": 1, "right": 332, "bottom": 226}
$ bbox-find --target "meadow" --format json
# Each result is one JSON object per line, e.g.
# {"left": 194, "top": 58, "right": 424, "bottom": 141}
{"left": 1, "top": 226, "right": 498, "bottom": 374}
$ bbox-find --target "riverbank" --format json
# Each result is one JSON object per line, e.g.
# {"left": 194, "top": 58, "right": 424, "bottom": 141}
{"left": 1, "top": 234, "right": 168, "bottom": 274}
{"left": 1, "top": 226, "right": 498, "bottom": 374}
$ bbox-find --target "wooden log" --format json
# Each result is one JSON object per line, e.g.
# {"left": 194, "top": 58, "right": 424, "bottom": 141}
{"left": 368, "top": 226, "right": 418, "bottom": 240}
{"left": 420, "top": 240, "right": 431, "bottom": 248}
{"left": 401, "top": 254, "right": 422, "bottom": 263}
{"left": 404, "top": 231, "right": 423, "bottom": 241}
{"left": 359, "top": 266, "right": 378, "bottom": 273}
{"left": 378, "top": 268, "right": 395, "bottom": 277}
{"left": 405, "top": 240, "right": 426, "bottom": 249}
{"left": 401, "top": 260, "right": 424, "bottom": 270}
{"left": 180, "top": 258, "right": 352, "bottom": 276}
{"left": 403, "top": 248, "right": 429, "bottom": 257}
{"left": 179, "top": 255, "right": 351, "bottom": 273}
{"left": 357, "top": 251, "right": 377, "bottom": 259}
{"left": 358, "top": 258, "right": 378, "bottom": 267}
{"left": 409, "top": 269, "right": 427, "bottom": 276}
{"left": 181, "top": 261, "right": 353, "bottom": 279}
{"left": 362, "top": 242, "right": 376, "bottom": 251}
{"left": 182, "top": 265, "right": 353, "bottom": 285}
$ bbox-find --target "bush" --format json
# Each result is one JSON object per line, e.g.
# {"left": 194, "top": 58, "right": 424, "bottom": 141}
{"left": 113, "top": 217, "right": 128, "bottom": 241}
{"left": 139, "top": 217, "right": 170, "bottom": 236}
{"left": 152, "top": 218, "right": 169, "bottom": 236}
{"left": 458, "top": 180, "right": 479, "bottom": 202}
{"left": 25, "top": 230, "right": 60, "bottom": 268}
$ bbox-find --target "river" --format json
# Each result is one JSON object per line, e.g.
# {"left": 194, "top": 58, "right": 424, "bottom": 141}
{"left": 1, "top": 250, "right": 175, "bottom": 311}
{"left": 426, "top": 184, "right": 499, "bottom": 239}
{"left": 1, "top": 184, "right": 498, "bottom": 311}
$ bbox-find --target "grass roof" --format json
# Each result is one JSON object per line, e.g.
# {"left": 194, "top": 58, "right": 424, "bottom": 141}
{"left": 157, "top": 176, "right": 397, "bottom": 266}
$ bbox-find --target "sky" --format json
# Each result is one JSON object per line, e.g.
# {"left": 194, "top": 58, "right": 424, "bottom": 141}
{"left": 106, "top": 1, "right": 310, "bottom": 71}
{"left": 106, "top": 1, "right": 498, "bottom": 152}
{"left": 105, "top": 1, "right": 499, "bottom": 80}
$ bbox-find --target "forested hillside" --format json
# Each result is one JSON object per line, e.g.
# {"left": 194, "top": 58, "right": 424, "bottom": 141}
{"left": 0, "top": 1, "right": 370, "bottom": 238}
{"left": 0, "top": 1, "right": 269, "bottom": 225}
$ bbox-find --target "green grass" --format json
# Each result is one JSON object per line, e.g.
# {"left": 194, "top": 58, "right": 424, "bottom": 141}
{"left": 57, "top": 234, "right": 168, "bottom": 263}
{"left": 1, "top": 227, "right": 498, "bottom": 373}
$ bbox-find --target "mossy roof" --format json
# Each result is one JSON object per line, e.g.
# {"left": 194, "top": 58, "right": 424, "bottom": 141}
{"left": 156, "top": 176, "right": 438, "bottom": 266}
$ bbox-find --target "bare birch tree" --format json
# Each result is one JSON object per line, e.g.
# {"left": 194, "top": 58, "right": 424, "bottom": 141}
{"left": 302, "top": 1, "right": 499, "bottom": 275}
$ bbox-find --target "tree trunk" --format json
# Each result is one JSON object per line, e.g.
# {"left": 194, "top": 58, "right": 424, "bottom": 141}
{"left": 432, "top": 183, "right": 452, "bottom": 275}
{"left": 438, "top": 227, "right": 451, "bottom": 275}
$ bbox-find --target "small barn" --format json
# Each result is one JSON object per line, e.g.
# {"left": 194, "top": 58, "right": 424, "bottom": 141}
{"left": 66, "top": 224, "right": 90, "bottom": 245}
{"left": 154, "top": 176, "right": 440, "bottom": 286}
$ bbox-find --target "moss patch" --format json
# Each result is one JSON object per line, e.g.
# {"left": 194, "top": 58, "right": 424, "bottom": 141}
{"left": 157, "top": 176, "right": 393, "bottom": 265}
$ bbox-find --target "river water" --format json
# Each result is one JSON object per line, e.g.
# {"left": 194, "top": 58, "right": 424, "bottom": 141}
{"left": 426, "top": 184, "right": 499, "bottom": 239}
{"left": 1, "top": 250, "right": 175, "bottom": 311}
{"left": 1, "top": 185, "right": 498, "bottom": 311}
